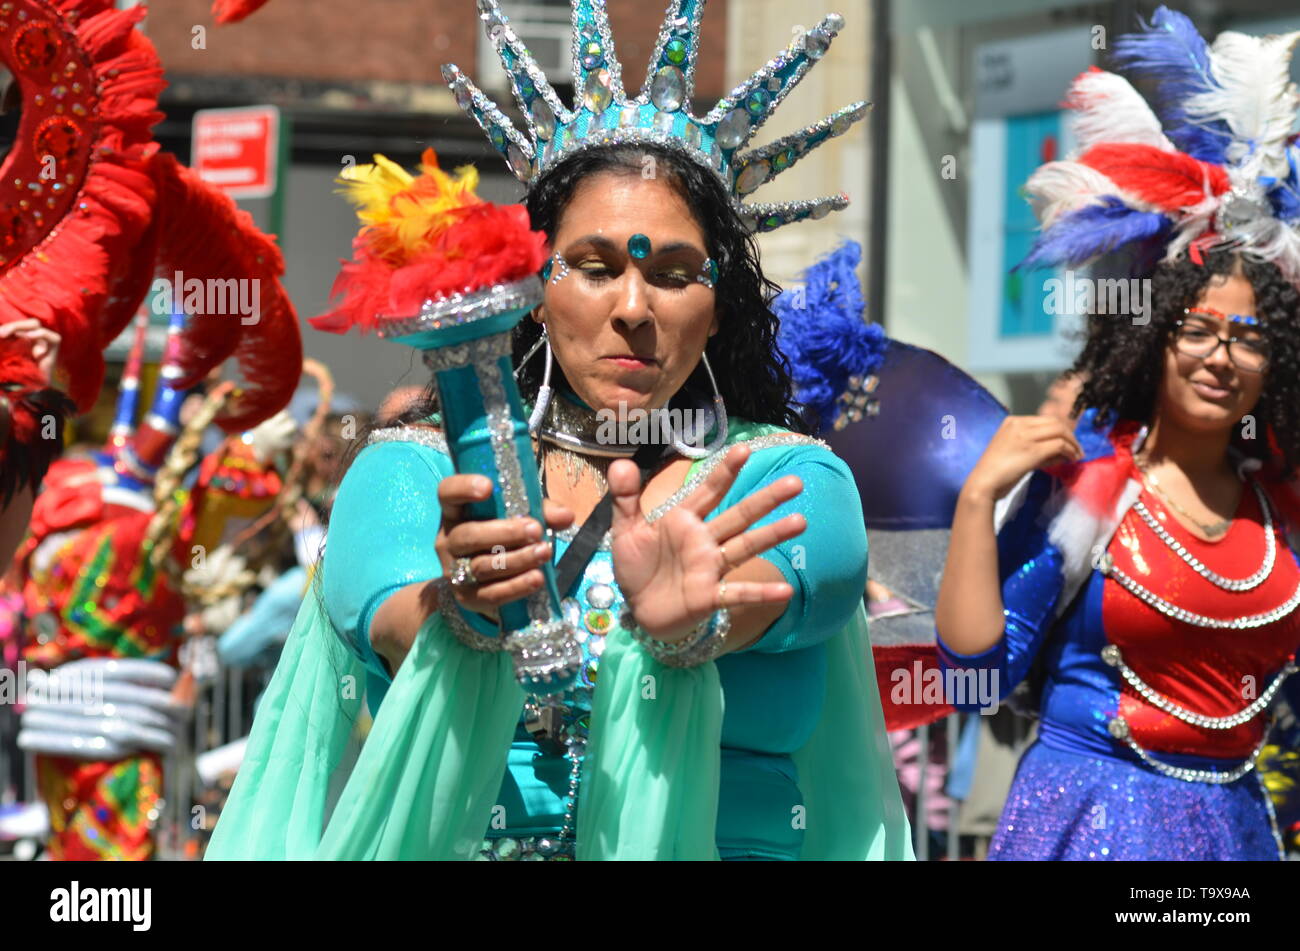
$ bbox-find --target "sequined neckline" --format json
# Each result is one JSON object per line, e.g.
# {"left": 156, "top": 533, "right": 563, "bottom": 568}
{"left": 553, "top": 431, "right": 827, "bottom": 550}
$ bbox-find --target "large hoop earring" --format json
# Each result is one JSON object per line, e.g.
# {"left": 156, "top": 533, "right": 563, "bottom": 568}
{"left": 527, "top": 327, "right": 554, "bottom": 437}
{"left": 671, "top": 351, "right": 728, "bottom": 459}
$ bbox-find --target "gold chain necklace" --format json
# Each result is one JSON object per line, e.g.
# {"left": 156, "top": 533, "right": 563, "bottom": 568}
{"left": 1136, "top": 464, "right": 1234, "bottom": 538}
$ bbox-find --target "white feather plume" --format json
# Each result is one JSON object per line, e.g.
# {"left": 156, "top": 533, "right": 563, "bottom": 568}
{"left": 1023, "top": 161, "right": 1153, "bottom": 228}
{"left": 1068, "top": 69, "right": 1174, "bottom": 153}
{"left": 1186, "top": 30, "right": 1300, "bottom": 179}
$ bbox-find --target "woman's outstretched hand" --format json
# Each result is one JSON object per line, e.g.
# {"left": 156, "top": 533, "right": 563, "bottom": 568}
{"left": 609, "top": 444, "right": 806, "bottom": 643}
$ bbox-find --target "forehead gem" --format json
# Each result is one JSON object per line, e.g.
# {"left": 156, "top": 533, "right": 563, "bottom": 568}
{"left": 628, "top": 234, "right": 652, "bottom": 259}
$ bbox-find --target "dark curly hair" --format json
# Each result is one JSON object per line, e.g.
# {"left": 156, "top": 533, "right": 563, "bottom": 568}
{"left": 514, "top": 143, "right": 808, "bottom": 433}
{"left": 1072, "top": 250, "right": 1300, "bottom": 473}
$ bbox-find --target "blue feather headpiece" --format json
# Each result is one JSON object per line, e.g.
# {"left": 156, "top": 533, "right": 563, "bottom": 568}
{"left": 773, "top": 240, "right": 886, "bottom": 432}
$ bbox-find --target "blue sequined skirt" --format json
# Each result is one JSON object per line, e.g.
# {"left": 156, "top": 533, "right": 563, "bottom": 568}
{"left": 990, "top": 741, "right": 1280, "bottom": 860}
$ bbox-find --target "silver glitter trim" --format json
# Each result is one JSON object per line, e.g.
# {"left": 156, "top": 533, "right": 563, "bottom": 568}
{"left": 553, "top": 432, "right": 828, "bottom": 550}
{"left": 620, "top": 603, "right": 730, "bottom": 668}
{"left": 701, "top": 14, "right": 846, "bottom": 134}
{"left": 636, "top": 0, "right": 707, "bottom": 107}
{"left": 1257, "top": 771, "right": 1286, "bottom": 859}
{"left": 1101, "top": 643, "right": 1296, "bottom": 730}
{"left": 1107, "top": 715, "right": 1267, "bottom": 784}
{"left": 366, "top": 426, "right": 449, "bottom": 455}
{"left": 1130, "top": 482, "right": 1276, "bottom": 592}
{"left": 433, "top": 577, "right": 502, "bottom": 653}
{"left": 375, "top": 276, "right": 543, "bottom": 341}
{"left": 1101, "top": 554, "right": 1300, "bottom": 629}
{"left": 570, "top": 0, "right": 627, "bottom": 106}
{"left": 734, "top": 101, "right": 871, "bottom": 190}
{"left": 421, "top": 331, "right": 514, "bottom": 374}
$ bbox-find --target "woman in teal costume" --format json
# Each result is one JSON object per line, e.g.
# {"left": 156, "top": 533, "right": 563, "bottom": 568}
{"left": 205, "top": 139, "right": 911, "bottom": 861}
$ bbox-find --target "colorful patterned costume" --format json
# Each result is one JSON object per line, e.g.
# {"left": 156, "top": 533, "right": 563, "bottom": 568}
{"left": 3, "top": 0, "right": 298, "bottom": 860}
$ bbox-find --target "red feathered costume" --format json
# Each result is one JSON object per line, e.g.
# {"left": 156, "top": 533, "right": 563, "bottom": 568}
{"left": 1, "top": 0, "right": 296, "bottom": 860}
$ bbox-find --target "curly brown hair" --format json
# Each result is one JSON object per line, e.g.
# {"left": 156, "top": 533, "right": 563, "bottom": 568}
{"left": 1072, "top": 250, "right": 1300, "bottom": 474}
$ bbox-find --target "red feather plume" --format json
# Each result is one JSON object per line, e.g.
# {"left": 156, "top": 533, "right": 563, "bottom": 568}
{"left": 1078, "top": 143, "right": 1231, "bottom": 213}
{"left": 211, "top": 0, "right": 272, "bottom": 25}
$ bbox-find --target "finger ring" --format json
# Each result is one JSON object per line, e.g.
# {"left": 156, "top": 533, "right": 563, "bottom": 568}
{"left": 717, "top": 579, "right": 728, "bottom": 608}
{"left": 450, "top": 556, "right": 478, "bottom": 588}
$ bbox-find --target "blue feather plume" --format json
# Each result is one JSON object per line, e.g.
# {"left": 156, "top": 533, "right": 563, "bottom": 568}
{"left": 1020, "top": 197, "right": 1173, "bottom": 270}
{"left": 1267, "top": 147, "right": 1300, "bottom": 222}
{"left": 773, "top": 240, "right": 886, "bottom": 432}
{"left": 1109, "top": 5, "right": 1233, "bottom": 164}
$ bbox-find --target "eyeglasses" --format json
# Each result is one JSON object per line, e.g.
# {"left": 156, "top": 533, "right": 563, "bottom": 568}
{"left": 1172, "top": 309, "right": 1270, "bottom": 373}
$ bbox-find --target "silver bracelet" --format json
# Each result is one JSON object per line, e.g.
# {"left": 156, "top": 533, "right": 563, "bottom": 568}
{"left": 434, "top": 577, "right": 503, "bottom": 653}
{"left": 619, "top": 603, "right": 731, "bottom": 668}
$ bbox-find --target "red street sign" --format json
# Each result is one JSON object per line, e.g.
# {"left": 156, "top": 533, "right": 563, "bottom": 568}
{"left": 191, "top": 105, "right": 281, "bottom": 200}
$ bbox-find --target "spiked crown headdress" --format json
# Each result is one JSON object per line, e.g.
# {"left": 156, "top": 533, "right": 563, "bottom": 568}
{"left": 441, "top": 1, "right": 869, "bottom": 233}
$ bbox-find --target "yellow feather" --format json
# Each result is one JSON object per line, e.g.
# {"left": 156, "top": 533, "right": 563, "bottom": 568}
{"left": 338, "top": 149, "right": 486, "bottom": 264}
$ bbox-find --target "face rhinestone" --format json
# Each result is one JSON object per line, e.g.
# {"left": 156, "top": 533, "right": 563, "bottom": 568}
{"left": 651, "top": 65, "right": 686, "bottom": 112}
{"left": 716, "top": 108, "right": 751, "bottom": 149}
{"left": 736, "top": 159, "right": 770, "bottom": 195}
{"left": 580, "top": 38, "right": 605, "bottom": 70}
{"left": 529, "top": 98, "right": 556, "bottom": 140}
{"left": 804, "top": 29, "right": 831, "bottom": 59}
{"left": 584, "top": 69, "right": 613, "bottom": 112}
{"left": 745, "top": 88, "right": 771, "bottom": 117}
{"left": 628, "top": 233, "right": 652, "bottom": 259}
{"left": 664, "top": 37, "right": 688, "bottom": 66}
{"left": 507, "top": 143, "right": 532, "bottom": 180}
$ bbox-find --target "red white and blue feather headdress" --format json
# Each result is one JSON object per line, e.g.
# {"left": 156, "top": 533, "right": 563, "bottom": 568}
{"left": 1022, "top": 6, "right": 1300, "bottom": 286}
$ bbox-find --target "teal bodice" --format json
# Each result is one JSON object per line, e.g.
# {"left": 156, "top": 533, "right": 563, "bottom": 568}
{"left": 321, "top": 421, "right": 869, "bottom": 860}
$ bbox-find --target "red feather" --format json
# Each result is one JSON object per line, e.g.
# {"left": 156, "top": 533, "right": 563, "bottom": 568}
{"left": 211, "top": 0, "right": 272, "bottom": 25}
{"left": 149, "top": 153, "right": 302, "bottom": 433}
{"left": 1078, "top": 143, "right": 1230, "bottom": 212}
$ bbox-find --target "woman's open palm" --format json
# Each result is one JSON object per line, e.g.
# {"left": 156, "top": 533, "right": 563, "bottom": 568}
{"left": 609, "top": 444, "right": 806, "bottom": 642}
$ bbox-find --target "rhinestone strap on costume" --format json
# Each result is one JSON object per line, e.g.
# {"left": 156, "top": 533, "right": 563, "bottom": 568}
{"left": 1106, "top": 715, "right": 1268, "bottom": 784}
{"left": 1099, "top": 553, "right": 1300, "bottom": 629}
{"left": 1131, "top": 481, "right": 1275, "bottom": 592}
{"left": 1101, "top": 644, "right": 1297, "bottom": 729}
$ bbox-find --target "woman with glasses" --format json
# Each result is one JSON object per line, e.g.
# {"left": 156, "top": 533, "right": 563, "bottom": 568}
{"left": 933, "top": 8, "right": 1300, "bottom": 860}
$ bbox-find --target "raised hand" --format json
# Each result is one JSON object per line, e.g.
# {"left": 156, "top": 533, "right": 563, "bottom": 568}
{"left": 609, "top": 443, "right": 807, "bottom": 643}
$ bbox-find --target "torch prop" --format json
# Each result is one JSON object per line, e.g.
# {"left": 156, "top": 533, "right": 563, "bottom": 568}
{"left": 311, "top": 150, "right": 580, "bottom": 693}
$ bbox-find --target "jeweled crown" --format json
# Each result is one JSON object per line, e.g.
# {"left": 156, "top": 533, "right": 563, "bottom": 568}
{"left": 442, "top": 0, "right": 869, "bottom": 232}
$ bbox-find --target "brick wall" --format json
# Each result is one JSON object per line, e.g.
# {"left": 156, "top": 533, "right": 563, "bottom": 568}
{"left": 145, "top": 0, "right": 728, "bottom": 101}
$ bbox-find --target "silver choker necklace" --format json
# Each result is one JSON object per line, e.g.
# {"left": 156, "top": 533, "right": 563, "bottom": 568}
{"left": 536, "top": 393, "right": 639, "bottom": 459}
